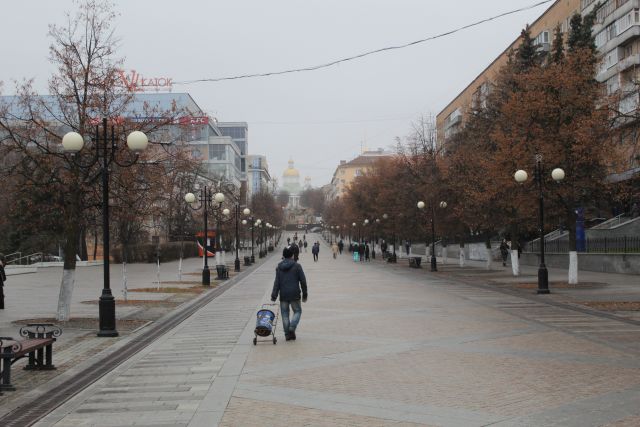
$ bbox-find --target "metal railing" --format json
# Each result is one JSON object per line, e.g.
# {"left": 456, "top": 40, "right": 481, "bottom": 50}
{"left": 6, "top": 252, "right": 49, "bottom": 265}
{"left": 526, "top": 236, "right": 640, "bottom": 254}
{"left": 5, "top": 252, "right": 22, "bottom": 265}
{"left": 590, "top": 214, "right": 632, "bottom": 229}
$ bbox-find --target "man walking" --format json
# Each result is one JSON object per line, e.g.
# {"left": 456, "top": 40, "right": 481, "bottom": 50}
{"left": 271, "top": 247, "right": 308, "bottom": 341}
{"left": 312, "top": 241, "right": 320, "bottom": 262}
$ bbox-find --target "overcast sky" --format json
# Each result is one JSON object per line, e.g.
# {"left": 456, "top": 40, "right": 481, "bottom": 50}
{"left": 0, "top": 0, "right": 549, "bottom": 186}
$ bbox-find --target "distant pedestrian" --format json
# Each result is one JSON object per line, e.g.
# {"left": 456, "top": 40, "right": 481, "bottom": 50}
{"left": 312, "top": 242, "right": 320, "bottom": 262}
{"left": 303, "top": 240, "right": 308, "bottom": 252}
{"left": 365, "top": 243, "right": 370, "bottom": 262}
{"left": 338, "top": 239, "right": 344, "bottom": 254}
{"left": 405, "top": 240, "right": 411, "bottom": 256}
{"left": 271, "top": 247, "right": 308, "bottom": 341}
{"left": 0, "top": 253, "right": 6, "bottom": 309}
{"left": 352, "top": 243, "right": 359, "bottom": 261}
{"left": 290, "top": 241, "right": 300, "bottom": 262}
{"left": 500, "top": 239, "right": 509, "bottom": 267}
{"left": 381, "top": 240, "right": 388, "bottom": 256}
{"left": 332, "top": 242, "right": 339, "bottom": 259}
{"left": 358, "top": 242, "right": 365, "bottom": 262}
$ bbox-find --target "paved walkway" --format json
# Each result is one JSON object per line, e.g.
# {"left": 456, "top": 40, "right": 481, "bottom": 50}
{"left": 32, "top": 236, "right": 640, "bottom": 426}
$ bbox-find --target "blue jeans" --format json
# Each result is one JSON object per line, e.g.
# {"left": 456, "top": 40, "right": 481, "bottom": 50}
{"left": 280, "top": 300, "right": 302, "bottom": 334}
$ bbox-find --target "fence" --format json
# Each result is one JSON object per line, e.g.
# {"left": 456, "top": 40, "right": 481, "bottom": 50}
{"left": 526, "top": 236, "right": 640, "bottom": 254}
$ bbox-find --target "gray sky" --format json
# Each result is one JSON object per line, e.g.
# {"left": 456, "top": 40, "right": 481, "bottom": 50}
{"left": 0, "top": 0, "right": 548, "bottom": 187}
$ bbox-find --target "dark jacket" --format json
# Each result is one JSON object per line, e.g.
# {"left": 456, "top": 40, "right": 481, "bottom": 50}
{"left": 271, "top": 259, "right": 307, "bottom": 302}
{"left": 0, "top": 265, "right": 5, "bottom": 286}
{"left": 290, "top": 243, "right": 300, "bottom": 260}
{"left": 312, "top": 244, "right": 319, "bottom": 255}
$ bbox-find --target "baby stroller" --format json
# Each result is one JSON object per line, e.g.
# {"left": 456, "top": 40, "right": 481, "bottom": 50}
{"left": 254, "top": 303, "right": 279, "bottom": 345}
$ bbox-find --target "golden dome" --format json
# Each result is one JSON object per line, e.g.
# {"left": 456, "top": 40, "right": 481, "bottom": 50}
{"left": 283, "top": 159, "right": 300, "bottom": 177}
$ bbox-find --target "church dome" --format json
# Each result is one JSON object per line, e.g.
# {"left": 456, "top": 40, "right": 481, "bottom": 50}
{"left": 283, "top": 159, "right": 300, "bottom": 177}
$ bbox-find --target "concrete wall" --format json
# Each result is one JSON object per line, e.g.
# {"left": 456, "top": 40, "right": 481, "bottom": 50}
{"left": 520, "top": 252, "right": 640, "bottom": 275}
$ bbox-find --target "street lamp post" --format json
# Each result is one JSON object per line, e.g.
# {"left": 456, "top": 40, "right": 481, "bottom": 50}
{"left": 515, "top": 155, "right": 565, "bottom": 294}
{"left": 62, "top": 118, "right": 149, "bottom": 337}
{"left": 185, "top": 187, "right": 211, "bottom": 286}
{"left": 234, "top": 207, "right": 251, "bottom": 271}
{"left": 248, "top": 217, "right": 256, "bottom": 263}
{"left": 219, "top": 206, "right": 230, "bottom": 279}
{"left": 418, "top": 200, "right": 447, "bottom": 272}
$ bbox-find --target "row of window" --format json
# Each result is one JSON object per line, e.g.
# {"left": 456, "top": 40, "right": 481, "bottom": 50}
{"left": 596, "top": 0, "right": 631, "bottom": 24}
{"left": 595, "top": 9, "right": 640, "bottom": 48}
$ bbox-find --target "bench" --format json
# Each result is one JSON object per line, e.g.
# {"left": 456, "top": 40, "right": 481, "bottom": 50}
{"left": 0, "top": 323, "right": 62, "bottom": 391}
{"left": 409, "top": 257, "right": 422, "bottom": 268}
{"left": 216, "top": 265, "right": 229, "bottom": 279}
{"left": 386, "top": 253, "right": 397, "bottom": 263}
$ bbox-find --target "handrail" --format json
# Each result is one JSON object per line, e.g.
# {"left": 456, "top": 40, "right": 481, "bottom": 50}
{"left": 5, "top": 252, "right": 22, "bottom": 265}
{"left": 7, "top": 252, "right": 44, "bottom": 266}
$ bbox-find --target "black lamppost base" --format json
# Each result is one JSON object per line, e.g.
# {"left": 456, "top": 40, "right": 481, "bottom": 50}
{"left": 537, "top": 266, "right": 550, "bottom": 294}
{"left": 97, "top": 293, "right": 118, "bottom": 337}
{"left": 430, "top": 256, "right": 437, "bottom": 272}
{"left": 251, "top": 255, "right": 255, "bottom": 263}
{"left": 203, "top": 267, "right": 211, "bottom": 287}
{"left": 234, "top": 258, "right": 241, "bottom": 272}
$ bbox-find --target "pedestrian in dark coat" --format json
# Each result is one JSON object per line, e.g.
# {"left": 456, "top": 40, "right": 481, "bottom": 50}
{"left": 365, "top": 244, "right": 370, "bottom": 262}
{"left": 499, "top": 239, "right": 509, "bottom": 267}
{"left": 338, "top": 240, "right": 344, "bottom": 254}
{"left": 289, "top": 242, "right": 300, "bottom": 262}
{"left": 0, "top": 254, "right": 6, "bottom": 309}
{"left": 271, "top": 247, "right": 308, "bottom": 341}
{"left": 358, "top": 242, "right": 365, "bottom": 262}
{"left": 312, "top": 242, "right": 320, "bottom": 262}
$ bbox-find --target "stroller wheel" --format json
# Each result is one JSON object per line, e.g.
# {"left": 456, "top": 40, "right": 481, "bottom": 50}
{"left": 253, "top": 337, "right": 257, "bottom": 345}
{"left": 273, "top": 336, "right": 277, "bottom": 344}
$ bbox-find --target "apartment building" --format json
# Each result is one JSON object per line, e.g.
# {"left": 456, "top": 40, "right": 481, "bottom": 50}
{"left": 436, "top": 0, "right": 581, "bottom": 148}
{"left": 247, "top": 154, "right": 273, "bottom": 198}
{"left": 326, "top": 149, "right": 394, "bottom": 201}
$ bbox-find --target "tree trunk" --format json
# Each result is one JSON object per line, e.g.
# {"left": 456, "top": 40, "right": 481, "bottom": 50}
{"left": 442, "top": 245, "right": 447, "bottom": 264}
{"left": 485, "top": 237, "right": 493, "bottom": 270}
{"left": 92, "top": 227, "right": 98, "bottom": 260}
{"left": 57, "top": 191, "right": 80, "bottom": 321}
{"left": 509, "top": 221, "right": 520, "bottom": 277}
{"left": 79, "top": 227, "right": 88, "bottom": 261}
{"left": 567, "top": 208, "right": 579, "bottom": 284}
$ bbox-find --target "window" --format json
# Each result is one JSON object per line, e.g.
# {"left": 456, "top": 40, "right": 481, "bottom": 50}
{"left": 208, "top": 144, "right": 226, "bottom": 161}
{"left": 355, "top": 169, "right": 362, "bottom": 177}
{"left": 220, "top": 127, "right": 246, "bottom": 139}
{"left": 533, "top": 31, "right": 549, "bottom": 46}
{"left": 606, "top": 76, "right": 620, "bottom": 95}
{"left": 601, "top": 48, "right": 619, "bottom": 72}
{"left": 191, "top": 147, "right": 202, "bottom": 159}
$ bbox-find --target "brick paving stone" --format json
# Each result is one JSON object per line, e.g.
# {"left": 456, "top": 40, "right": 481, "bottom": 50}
{"left": 20, "top": 235, "right": 640, "bottom": 426}
{"left": 219, "top": 397, "right": 433, "bottom": 427}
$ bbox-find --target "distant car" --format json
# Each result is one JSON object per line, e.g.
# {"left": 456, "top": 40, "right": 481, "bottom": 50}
{"left": 309, "top": 227, "right": 322, "bottom": 233}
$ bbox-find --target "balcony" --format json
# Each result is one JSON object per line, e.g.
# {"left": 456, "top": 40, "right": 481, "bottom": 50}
{"left": 597, "top": 53, "right": 640, "bottom": 83}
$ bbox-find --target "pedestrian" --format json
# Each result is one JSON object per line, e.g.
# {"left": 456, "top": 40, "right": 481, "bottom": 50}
{"left": 358, "top": 242, "right": 365, "bottom": 262}
{"left": 332, "top": 241, "right": 339, "bottom": 259}
{"left": 365, "top": 243, "right": 370, "bottom": 262}
{"left": 290, "top": 241, "right": 300, "bottom": 262}
{"left": 303, "top": 240, "right": 308, "bottom": 252}
{"left": 352, "top": 242, "right": 359, "bottom": 261}
{"left": 0, "top": 253, "right": 6, "bottom": 309}
{"left": 499, "top": 239, "right": 509, "bottom": 267}
{"left": 271, "top": 247, "right": 307, "bottom": 341}
{"left": 405, "top": 240, "right": 411, "bottom": 256}
{"left": 381, "top": 240, "right": 387, "bottom": 257}
{"left": 312, "top": 242, "right": 319, "bottom": 262}
{"left": 338, "top": 239, "right": 344, "bottom": 254}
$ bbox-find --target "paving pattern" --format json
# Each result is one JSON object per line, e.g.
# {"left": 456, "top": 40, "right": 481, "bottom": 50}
{"left": 31, "top": 237, "right": 640, "bottom": 426}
